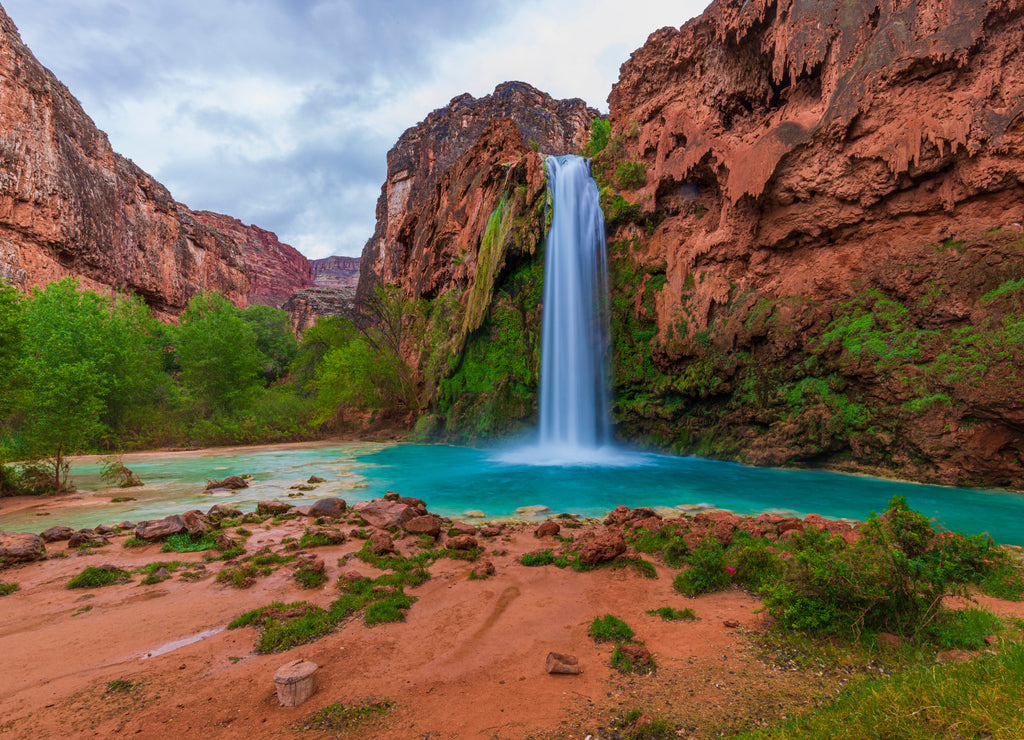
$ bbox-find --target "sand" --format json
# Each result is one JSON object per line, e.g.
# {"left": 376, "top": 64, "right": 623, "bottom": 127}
{"left": 2, "top": 512, "right": 1022, "bottom": 739}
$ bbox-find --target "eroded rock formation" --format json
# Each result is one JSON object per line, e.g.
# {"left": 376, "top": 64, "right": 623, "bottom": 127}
{"left": 312, "top": 256, "right": 359, "bottom": 288}
{"left": 192, "top": 211, "right": 314, "bottom": 308}
{"left": 357, "top": 81, "right": 597, "bottom": 301}
{"left": 596, "top": 0, "right": 1024, "bottom": 487}
{"left": 0, "top": 8, "right": 250, "bottom": 316}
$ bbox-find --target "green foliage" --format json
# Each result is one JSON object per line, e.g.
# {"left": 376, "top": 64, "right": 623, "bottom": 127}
{"left": 238, "top": 304, "right": 299, "bottom": 385}
{"left": 584, "top": 118, "right": 612, "bottom": 157}
{"left": 611, "top": 642, "right": 656, "bottom": 675}
{"left": 122, "top": 536, "right": 149, "bottom": 548}
{"left": 673, "top": 540, "right": 730, "bottom": 597}
{"left": 365, "top": 592, "right": 415, "bottom": 625}
{"left": 299, "top": 698, "right": 394, "bottom": 733}
{"left": 981, "top": 276, "right": 1024, "bottom": 302}
{"left": 294, "top": 562, "right": 328, "bottom": 589}
{"left": 521, "top": 550, "right": 556, "bottom": 567}
{"left": 105, "top": 678, "right": 137, "bottom": 694}
{"left": 610, "top": 557, "right": 658, "bottom": 578}
{"left": 615, "top": 160, "right": 648, "bottom": 189}
{"left": 646, "top": 606, "right": 696, "bottom": 621}
{"left": 160, "top": 531, "right": 218, "bottom": 553}
{"left": 589, "top": 614, "right": 635, "bottom": 642}
{"left": 615, "top": 709, "right": 677, "bottom": 740}
{"left": 0, "top": 581, "right": 19, "bottom": 596}
{"left": 174, "top": 292, "right": 262, "bottom": 414}
{"left": 67, "top": 565, "right": 131, "bottom": 589}
{"left": 297, "top": 531, "right": 337, "bottom": 548}
{"left": 733, "top": 640, "right": 1024, "bottom": 740}
{"left": 925, "top": 608, "right": 1002, "bottom": 650}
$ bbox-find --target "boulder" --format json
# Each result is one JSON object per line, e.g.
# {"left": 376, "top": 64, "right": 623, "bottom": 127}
{"left": 309, "top": 498, "right": 347, "bottom": 519}
{"left": 577, "top": 530, "right": 626, "bottom": 566}
{"left": 516, "top": 505, "right": 551, "bottom": 516}
{"left": 448, "top": 534, "right": 478, "bottom": 551}
{"left": 404, "top": 515, "right": 442, "bottom": 537}
{"left": 775, "top": 517, "right": 805, "bottom": 536}
{"left": 0, "top": 531, "right": 46, "bottom": 565}
{"left": 94, "top": 524, "right": 116, "bottom": 535}
{"left": 68, "top": 530, "right": 108, "bottom": 548}
{"left": 354, "top": 500, "right": 418, "bottom": 530}
{"left": 305, "top": 526, "right": 347, "bottom": 545}
{"left": 307, "top": 475, "right": 326, "bottom": 484}
{"left": 535, "top": 521, "right": 560, "bottom": 538}
{"left": 207, "top": 503, "right": 243, "bottom": 521}
{"left": 470, "top": 559, "right": 495, "bottom": 578}
{"left": 449, "top": 521, "right": 477, "bottom": 536}
{"left": 289, "top": 483, "right": 316, "bottom": 491}
{"left": 40, "top": 526, "right": 75, "bottom": 543}
{"left": 134, "top": 516, "right": 187, "bottom": 542}
{"left": 617, "top": 642, "right": 653, "bottom": 668}
{"left": 257, "top": 501, "right": 292, "bottom": 516}
{"left": 205, "top": 475, "right": 249, "bottom": 490}
{"left": 545, "top": 652, "right": 581, "bottom": 675}
{"left": 181, "top": 510, "right": 210, "bottom": 534}
{"left": 629, "top": 507, "right": 662, "bottom": 521}
{"left": 604, "top": 505, "right": 631, "bottom": 526}
{"left": 463, "top": 510, "right": 487, "bottom": 519}
{"left": 369, "top": 531, "right": 395, "bottom": 556}
{"left": 479, "top": 525, "right": 503, "bottom": 537}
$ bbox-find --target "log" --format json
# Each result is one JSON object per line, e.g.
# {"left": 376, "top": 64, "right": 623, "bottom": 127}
{"left": 273, "top": 659, "right": 318, "bottom": 707}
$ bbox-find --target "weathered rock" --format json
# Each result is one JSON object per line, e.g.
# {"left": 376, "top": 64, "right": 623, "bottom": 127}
{"left": 282, "top": 286, "right": 356, "bottom": 334}
{"left": 208, "top": 476, "right": 249, "bottom": 490}
{"left": 616, "top": 643, "right": 653, "bottom": 668}
{"left": 207, "top": 504, "right": 243, "bottom": 521}
{"left": 404, "top": 515, "right": 442, "bottom": 537}
{"left": 535, "top": 521, "right": 560, "bottom": 538}
{"left": 447, "top": 535, "right": 479, "bottom": 551}
{"left": 470, "top": 559, "right": 495, "bottom": 578}
{"left": 604, "top": 505, "right": 632, "bottom": 526}
{"left": 256, "top": 501, "right": 292, "bottom": 516}
{"left": 368, "top": 531, "right": 396, "bottom": 556}
{"left": 180, "top": 510, "right": 210, "bottom": 535}
{"left": 516, "top": 505, "right": 551, "bottom": 516}
{"left": 545, "top": 652, "right": 581, "bottom": 675}
{"left": 289, "top": 483, "right": 316, "bottom": 491}
{"left": 0, "top": 531, "right": 45, "bottom": 564}
{"left": 215, "top": 533, "right": 239, "bottom": 552}
{"left": 312, "top": 256, "right": 360, "bottom": 288}
{"left": 354, "top": 500, "right": 418, "bottom": 530}
{"left": 192, "top": 210, "right": 313, "bottom": 308}
{"left": 479, "top": 526, "right": 503, "bottom": 538}
{"left": 577, "top": 531, "right": 627, "bottom": 566}
{"left": 308, "top": 498, "right": 347, "bottom": 520}
{"left": 448, "top": 521, "right": 477, "bottom": 536}
{"left": 305, "top": 527, "right": 347, "bottom": 545}
{"left": 776, "top": 518, "right": 805, "bottom": 536}
{"left": 463, "top": 511, "right": 487, "bottom": 519}
{"left": 68, "top": 530, "right": 108, "bottom": 548}
{"left": 307, "top": 475, "right": 327, "bottom": 484}
{"left": 358, "top": 81, "right": 596, "bottom": 305}
{"left": 40, "top": 526, "right": 75, "bottom": 543}
{"left": 134, "top": 516, "right": 186, "bottom": 542}
{"left": 94, "top": 524, "right": 116, "bottom": 535}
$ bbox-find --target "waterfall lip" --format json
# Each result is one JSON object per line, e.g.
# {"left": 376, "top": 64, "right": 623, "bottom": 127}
{"left": 489, "top": 443, "right": 654, "bottom": 469}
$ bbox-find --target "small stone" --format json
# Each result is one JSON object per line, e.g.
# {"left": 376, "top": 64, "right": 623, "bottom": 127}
{"left": 307, "top": 476, "right": 326, "bottom": 484}
{"left": 479, "top": 526, "right": 503, "bottom": 537}
{"left": 723, "top": 619, "right": 740, "bottom": 628}
{"left": 535, "top": 521, "right": 560, "bottom": 538}
{"left": 206, "top": 475, "right": 248, "bottom": 490}
{"left": 464, "top": 510, "right": 487, "bottom": 519}
{"left": 448, "top": 535, "right": 478, "bottom": 551}
{"left": 516, "top": 505, "right": 551, "bottom": 516}
{"left": 470, "top": 559, "right": 495, "bottom": 578}
{"left": 289, "top": 484, "right": 316, "bottom": 491}
{"left": 546, "top": 652, "right": 581, "bottom": 675}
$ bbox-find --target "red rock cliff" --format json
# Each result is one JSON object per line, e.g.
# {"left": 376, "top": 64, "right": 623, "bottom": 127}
{"left": 357, "top": 81, "right": 597, "bottom": 301}
{"left": 311, "top": 256, "right": 360, "bottom": 288}
{"left": 597, "top": 0, "right": 1024, "bottom": 487}
{"left": 192, "top": 211, "right": 314, "bottom": 308}
{"left": 0, "top": 7, "right": 250, "bottom": 316}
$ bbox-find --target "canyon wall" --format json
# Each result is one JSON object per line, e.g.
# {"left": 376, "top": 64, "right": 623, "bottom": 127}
{"left": 0, "top": 7, "right": 250, "bottom": 317}
{"left": 357, "top": 81, "right": 596, "bottom": 302}
{"left": 192, "top": 211, "right": 314, "bottom": 308}
{"left": 594, "top": 0, "right": 1024, "bottom": 487}
{"left": 311, "top": 256, "right": 360, "bottom": 288}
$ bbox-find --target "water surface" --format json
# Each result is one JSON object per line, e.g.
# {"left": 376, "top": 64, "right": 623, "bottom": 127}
{"left": 2, "top": 441, "right": 1023, "bottom": 545}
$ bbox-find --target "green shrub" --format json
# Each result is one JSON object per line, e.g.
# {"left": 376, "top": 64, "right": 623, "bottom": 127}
{"left": 615, "top": 160, "right": 647, "bottom": 189}
{"left": 646, "top": 606, "right": 696, "bottom": 621}
{"left": 584, "top": 118, "right": 611, "bottom": 157}
{"left": 521, "top": 550, "right": 556, "bottom": 567}
{"left": 589, "top": 614, "right": 634, "bottom": 642}
{"left": 122, "top": 536, "right": 149, "bottom": 548}
{"left": 0, "top": 581, "right": 19, "bottom": 596}
{"left": 925, "top": 608, "right": 1002, "bottom": 650}
{"left": 298, "top": 531, "right": 337, "bottom": 548}
{"left": 673, "top": 540, "right": 729, "bottom": 596}
{"left": 365, "top": 592, "right": 415, "bottom": 625}
{"left": 68, "top": 565, "right": 130, "bottom": 589}
{"left": 611, "top": 557, "right": 657, "bottom": 578}
{"left": 294, "top": 562, "right": 328, "bottom": 590}
{"left": 733, "top": 542, "right": 781, "bottom": 591}
{"left": 160, "top": 531, "right": 217, "bottom": 553}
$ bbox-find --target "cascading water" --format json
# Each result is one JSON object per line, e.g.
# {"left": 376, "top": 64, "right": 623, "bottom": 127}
{"left": 536, "top": 154, "right": 613, "bottom": 460}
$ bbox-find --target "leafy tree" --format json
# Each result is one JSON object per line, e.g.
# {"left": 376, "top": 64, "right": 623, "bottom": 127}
{"left": 239, "top": 304, "right": 299, "bottom": 385}
{"left": 292, "top": 316, "right": 358, "bottom": 387}
{"left": 174, "top": 292, "right": 261, "bottom": 414}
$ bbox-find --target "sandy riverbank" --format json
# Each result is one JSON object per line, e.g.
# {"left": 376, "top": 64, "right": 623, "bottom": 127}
{"left": 2, "top": 500, "right": 1024, "bottom": 739}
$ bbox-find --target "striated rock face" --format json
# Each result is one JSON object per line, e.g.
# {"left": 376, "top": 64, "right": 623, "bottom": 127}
{"left": 0, "top": 8, "right": 249, "bottom": 316}
{"left": 312, "top": 256, "right": 360, "bottom": 288}
{"left": 597, "top": 0, "right": 1024, "bottom": 487}
{"left": 282, "top": 286, "right": 356, "bottom": 334}
{"left": 192, "top": 211, "right": 313, "bottom": 308}
{"left": 357, "top": 81, "right": 597, "bottom": 301}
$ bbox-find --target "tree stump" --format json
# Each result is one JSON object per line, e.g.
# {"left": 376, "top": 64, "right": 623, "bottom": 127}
{"left": 273, "top": 659, "right": 318, "bottom": 707}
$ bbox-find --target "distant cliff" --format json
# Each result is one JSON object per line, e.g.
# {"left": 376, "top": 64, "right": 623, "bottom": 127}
{"left": 0, "top": 7, "right": 250, "bottom": 316}
{"left": 192, "top": 211, "right": 314, "bottom": 308}
{"left": 312, "top": 256, "right": 360, "bottom": 288}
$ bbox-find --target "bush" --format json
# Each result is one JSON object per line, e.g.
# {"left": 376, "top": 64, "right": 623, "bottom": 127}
{"left": 925, "top": 608, "right": 1002, "bottom": 650}
{"left": 0, "top": 581, "right": 19, "bottom": 596}
{"left": 161, "top": 531, "right": 217, "bottom": 553}
{"left": 589, "top": 614, "right": 634, "bottom": 642}
{"left": 521, "top": 550, "right": 556, "bottom": 567}
{"left": 615, "top": 160, "right": 648, "bottom": 189}
{"left": 68, "top": 565, "right": 130, "bottom": 589}
{"left": 646, "top": 606, "right": 696, "bottom": 621}
{"left": 673, "top": 540, "right": 730, "bottom": 597}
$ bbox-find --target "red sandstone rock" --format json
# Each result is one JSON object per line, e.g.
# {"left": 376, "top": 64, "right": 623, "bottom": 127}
{"left": 311, "top": 256, "right": 360, "bottom": 288}
{"left": 308, "top": 498, "right": 347, "bottom": 520}
{"left": 404, "top": 515, "right": 442, "bottom": 537}
{"left": 577, "top": 530, "right": 627, "bottom": 566}
{"left": 535, "top": 521, "right": 560, "bottom": 538}
{"left": 605, "top": 506, "right": 632, "bottom": 526}
{"left": 0, "top": 531, "right": 45, "bottom": 564}
{"left": 40, "top": 526, "right": 75, "bottom": 543}
{"left": 448, "top": 535, "right": 479, "bottom": 551}
{"left": 368, "top": 532, "right": 395, "bottom": 556}
{"left": 355, "top": 500, "right": 418, "bottom": 530}
{"left": 545, "top": 652, "right": 581, "bottom": 675}
{"left": 133, "top": 516, "right": 186, "bottom": 542}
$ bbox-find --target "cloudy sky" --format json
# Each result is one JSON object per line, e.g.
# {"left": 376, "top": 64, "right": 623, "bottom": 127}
{"left": 5, "top": 0, "right": 709, "bottom": 260}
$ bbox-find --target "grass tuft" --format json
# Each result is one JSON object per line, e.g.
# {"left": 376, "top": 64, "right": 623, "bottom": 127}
{"left": 589, "top": 614, "right": 634, "bottom": 642}
{"left": 67, "top": 565, "right": 130, "bottom": 589}
{"left": 646, "top": 606, "right": 697, "bottom": 621}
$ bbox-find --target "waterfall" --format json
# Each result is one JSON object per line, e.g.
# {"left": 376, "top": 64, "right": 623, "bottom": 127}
{"left": 537, "top": 154, "right": 612, "bottom": 456}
